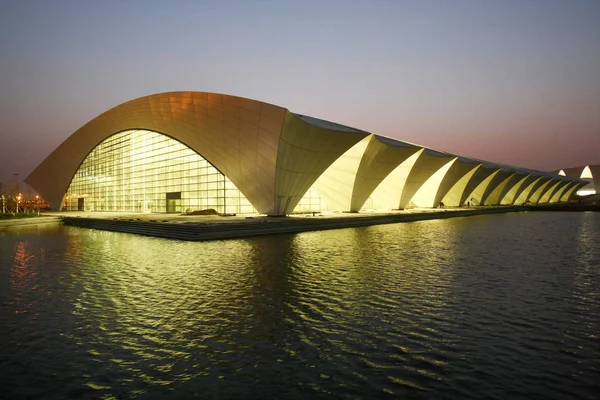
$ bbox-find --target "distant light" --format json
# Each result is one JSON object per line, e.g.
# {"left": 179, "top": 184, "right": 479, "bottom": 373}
{"left": 576, "top": 189, "right": 596, "bottom": 196}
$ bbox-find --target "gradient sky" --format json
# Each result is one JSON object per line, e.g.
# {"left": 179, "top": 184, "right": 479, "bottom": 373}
{"left": 1, "top": 0, "right": 599, "bottom": 187}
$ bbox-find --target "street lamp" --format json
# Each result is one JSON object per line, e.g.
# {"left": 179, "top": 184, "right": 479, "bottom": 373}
{"left": 13, "top": 173, "right": 20, "bottom": 213}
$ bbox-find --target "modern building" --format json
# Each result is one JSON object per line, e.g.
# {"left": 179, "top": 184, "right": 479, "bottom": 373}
{"left": 25, "top": 92, "right": 585, "bottom": 216}
{"left": 556, "top": 165, "right": 599, "bottom": 200}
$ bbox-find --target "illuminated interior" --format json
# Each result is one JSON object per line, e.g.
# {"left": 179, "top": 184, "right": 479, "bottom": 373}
{"left": 64, "top": 130, "right": 255, "bottom": 213}
{"left": 580, "top": 166, "right": 593, "bottom": 179}
{"left": 577, "top": 189, "right": 597, "bottom": 196}
{"left": 576, "top": 165, "right": 596, "bottom": 196}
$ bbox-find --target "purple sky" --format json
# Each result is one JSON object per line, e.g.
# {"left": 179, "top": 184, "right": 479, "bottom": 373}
{"left": 1, "top": 0, "right": 599, "bottom": 188}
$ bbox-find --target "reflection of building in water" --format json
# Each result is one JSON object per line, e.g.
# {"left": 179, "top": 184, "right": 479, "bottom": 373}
{"left": 556, "top": 165, "right": 599, "bottom": 201}
{"left": 26, "top": 92, "right": 586, "bottom": 215}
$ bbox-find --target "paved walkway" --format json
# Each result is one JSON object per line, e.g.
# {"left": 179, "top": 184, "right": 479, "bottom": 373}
{"left": 1, "top": 206, "right": 524, "bottom": 239}
{"left": 50, "top": 207, "right": 479, "bottom": 222}
{"left": 58, "top": 207, "right": 521, "bottom": 241}
{"left": 0, "top": 215, "right": 61, "bottom": 230}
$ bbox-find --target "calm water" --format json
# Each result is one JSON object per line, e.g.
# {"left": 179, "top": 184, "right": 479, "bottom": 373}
{"left": 1, "top": 212, "right": 599, "bottom": 399}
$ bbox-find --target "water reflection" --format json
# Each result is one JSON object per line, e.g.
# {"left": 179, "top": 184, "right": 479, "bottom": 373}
{"left": 571, "top": 212, "right": 600, "bottom": 378}
{"left": 63, "top": 230, "right": 265, "bottom": 391}
{"left": 0, "top": 213, "right": 599, "bottom": 399}
{"left": 10, "top": 241, "right": 37, "bottom": 315}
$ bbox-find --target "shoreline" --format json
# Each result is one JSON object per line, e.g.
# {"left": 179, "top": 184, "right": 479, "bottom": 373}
{"left": 0, "top": 216, "right": 62, "bottom": 231}
{"left": 2, "top": 203, "right": 596, "bottom": 240}
{"left": 59, "top": 207, "right": 521, "bottom": 241}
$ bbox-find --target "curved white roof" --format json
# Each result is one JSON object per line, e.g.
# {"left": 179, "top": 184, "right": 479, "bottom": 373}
{"left": 26, "top": 91, "right": 586, "bottom": 214}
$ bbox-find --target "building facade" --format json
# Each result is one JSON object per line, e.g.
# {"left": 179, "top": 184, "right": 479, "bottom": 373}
{"left": 556, "top": 165, "right": 599, "bottom": 199}
{"left": 26, "top": 92, "right": 585, "bottom": 215}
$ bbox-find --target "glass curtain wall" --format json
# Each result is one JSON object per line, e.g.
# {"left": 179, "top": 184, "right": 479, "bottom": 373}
{"left": 64, "top": 130, "right": 256, "bottom": 214}
{"left": 293, "top": 187, "right": 327, "bottom": 214}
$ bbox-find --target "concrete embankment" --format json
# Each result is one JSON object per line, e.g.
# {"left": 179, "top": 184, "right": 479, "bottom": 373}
{"left": 0, "top": 216, "right": 62, "bottom": 231}
{"left": 526, "top": 203, "right": 600, "bottom": 212}
{"left": 60, "top": 207, "right": 524, "bottom": 241}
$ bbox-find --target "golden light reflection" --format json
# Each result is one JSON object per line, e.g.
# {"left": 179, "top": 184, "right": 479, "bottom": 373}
{"left": 10, "top": 241, "right": 36, "bottom": 314}
{"left": 64, "top": 231, "right": 259, "bottom": 382}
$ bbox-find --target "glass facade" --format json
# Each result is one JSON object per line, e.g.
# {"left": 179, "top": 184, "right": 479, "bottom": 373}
{"left": 64, "top": 130, "right": 256, "bottom": 214}
{"left": 292, "top": 187, "right": 327, "bottom": 213}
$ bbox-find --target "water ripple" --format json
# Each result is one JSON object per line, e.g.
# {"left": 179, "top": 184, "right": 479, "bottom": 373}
{"left": 1, "top": 212, "right": 599, "bottom": 399}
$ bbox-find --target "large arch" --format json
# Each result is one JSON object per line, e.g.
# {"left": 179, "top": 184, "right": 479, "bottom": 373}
{"left": 514, "top": 177, "right": 544, "bottom": 204}
{"left": 350, "top": 136, "right": 421, "bottom": 211}
{"left": 503, "top": 175, "right": 535, "bottom": 205}
{"left": 560, "top": 182, "right": 584, "bottom": 202}
{"left": 399, "top": 149, "right": 455, "bottom": 209}
{"left": 303, "top": 135, "right": 373, "bottom": 212}
{"left": 480, "top": 169, "right": 515, "bottom": 205}
{"left": 272, "top": 113, "right": 368, "bottom": 214}
{"left": 462, "top": 165, "right": 501, "bottom": 206}
{"left": 529, "top": 178, "right": 554, "bottom": 204}
{"left": 432, "top": 158, "right": 480, "bottom": 207}
{"left": 538, "top": 180, "right": 563, "bottom": 204}
{"left": 26, "top": 92, "right": 287, "bottom": 214}
{"left": 489, "top": 173, "right": 525, "bottom": 205}
{"left": 441, "top": 162, "right": 482, "bottom": 206}
{"left": 410, "top": 157, "right": 457, "bottom": 208}
{"left": 548, "top": 181, "right": 572, "bottom": 203}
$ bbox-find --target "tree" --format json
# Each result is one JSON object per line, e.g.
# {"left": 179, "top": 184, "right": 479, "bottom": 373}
{"left": 0, "top": 181, "right": 20, "bottom": 213}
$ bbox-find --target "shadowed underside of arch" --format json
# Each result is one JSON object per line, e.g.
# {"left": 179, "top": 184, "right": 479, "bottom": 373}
{"left": 432, "top": 159, "right": 479, "bottom": 207}
{"left": 25, "top": 91, "right": 584, "bottom": 215}
{"left": 350, "top": 136, "right": 421, "bottom": 211}
{"left": 494, "top": 173, "right": 526, "bottom": 205}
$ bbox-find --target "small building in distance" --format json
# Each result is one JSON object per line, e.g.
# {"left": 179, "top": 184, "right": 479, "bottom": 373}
{"left": 26, "top": 92, "right": 586, "bottom": 215}
{"left": 556, "top": 165, "right": 600, "bottom": 202}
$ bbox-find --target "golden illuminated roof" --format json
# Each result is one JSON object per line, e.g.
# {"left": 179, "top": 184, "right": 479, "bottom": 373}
{"left": 26, "top": 91, "right": 586, "bottom": 214}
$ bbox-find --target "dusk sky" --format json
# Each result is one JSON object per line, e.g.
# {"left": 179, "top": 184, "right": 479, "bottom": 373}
{"left": 1, "top": 0, "right": 599, "bottom": 188}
